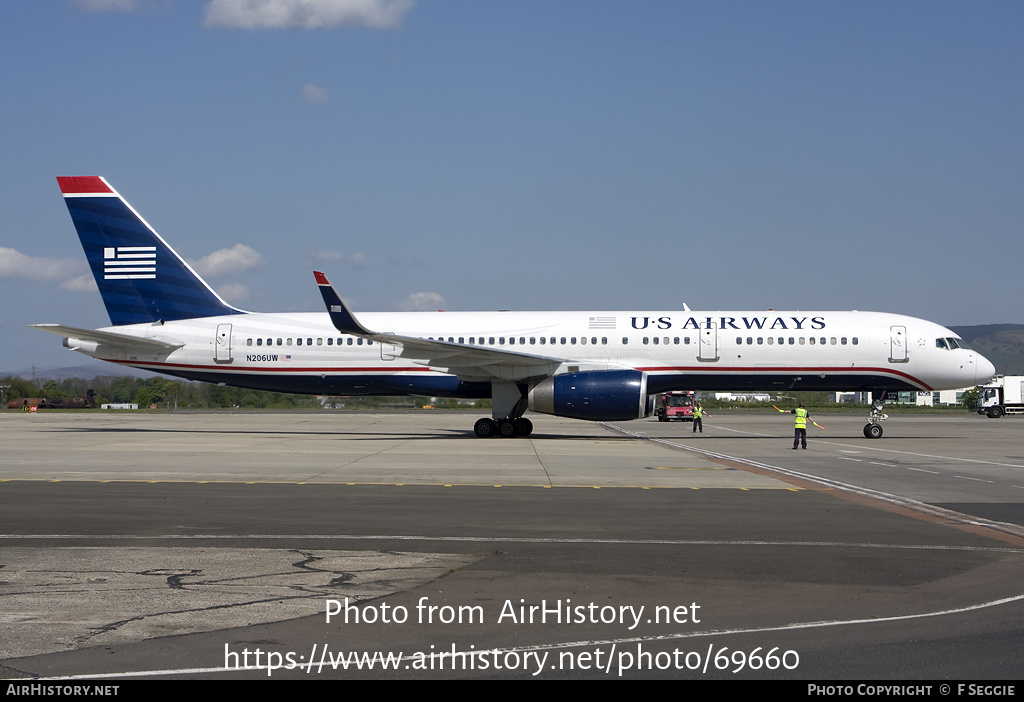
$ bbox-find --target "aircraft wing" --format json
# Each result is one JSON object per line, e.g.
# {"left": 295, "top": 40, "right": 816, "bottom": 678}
{"left": 30, "top": 324, "right": 185, "bottom": 352}
{"left": 314, "top": 272, "right": 564, "bottom": 382}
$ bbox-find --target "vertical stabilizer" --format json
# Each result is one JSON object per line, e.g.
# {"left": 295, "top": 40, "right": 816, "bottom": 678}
{"left": 57, "top": 176, "right": 244, "bottom": 326}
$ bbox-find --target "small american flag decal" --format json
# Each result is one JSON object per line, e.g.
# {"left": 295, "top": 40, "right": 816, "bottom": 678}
{"left": 589, "top": 316, "right": 616, "bottom": 330}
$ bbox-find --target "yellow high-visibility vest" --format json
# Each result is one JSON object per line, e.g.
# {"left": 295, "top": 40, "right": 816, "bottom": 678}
{"left": 795, "top": 408, "right": 808, "bottom": 429}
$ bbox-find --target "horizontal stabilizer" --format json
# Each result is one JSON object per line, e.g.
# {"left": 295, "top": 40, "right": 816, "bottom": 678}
{"left": 30, "top": 324, "right": 184, "bottom": 352}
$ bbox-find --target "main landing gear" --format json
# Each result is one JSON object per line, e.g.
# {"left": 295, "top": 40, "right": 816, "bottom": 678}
{"left": 474, "top": 417, "right": 533, "bottom": 438}
{"left": 863, "top": 393, "right": 887, "bottom": 439}
{"left": 474, "top": 381, "right": 534, "bottom": 437}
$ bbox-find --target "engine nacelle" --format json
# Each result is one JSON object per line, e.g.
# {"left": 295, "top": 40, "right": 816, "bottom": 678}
{"left": 528, "top": 369, "right": 652, "bottom": 421}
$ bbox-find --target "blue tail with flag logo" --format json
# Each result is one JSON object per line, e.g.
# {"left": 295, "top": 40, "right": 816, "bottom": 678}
{"left": 57, "top": 176, "right": 245, "bottom": 326}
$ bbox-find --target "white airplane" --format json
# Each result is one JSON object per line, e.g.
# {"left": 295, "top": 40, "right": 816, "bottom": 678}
{"left": 34, "top": 176, "right": 996, "bottom": 439}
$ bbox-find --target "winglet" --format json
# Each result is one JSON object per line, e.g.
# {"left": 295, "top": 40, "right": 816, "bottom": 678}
{"left": 314, "top": 271, "right": 374, "bottom": 336}
{"left": 57, "top": 176, "right": 115, "bottom": 195}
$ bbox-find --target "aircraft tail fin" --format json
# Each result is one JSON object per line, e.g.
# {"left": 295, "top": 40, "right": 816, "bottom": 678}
{"left": 57, "top": 176, "right": 244, "bottom": 326}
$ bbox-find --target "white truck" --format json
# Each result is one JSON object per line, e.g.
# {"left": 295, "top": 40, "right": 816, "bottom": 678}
{"left": 978, "top": 375, "right": 1024, "bottom": 418}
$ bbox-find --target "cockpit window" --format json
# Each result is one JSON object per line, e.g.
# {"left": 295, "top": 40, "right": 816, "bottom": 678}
{"left": 935, "top": 338, "right": 948, "bottom": 349}
{"left": 945, "top": 337, "right": 961, "bottom": 350}
{"left": 950, "top": 338, "right": 970, "bottom": 350}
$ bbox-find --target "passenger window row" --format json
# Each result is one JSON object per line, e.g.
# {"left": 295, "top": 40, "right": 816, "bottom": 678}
{"left": 246, "top": 337, "right": 374, "bottom": 347}
{"left": 243, "top": 334, "right": 859, "bottom": 349}
{"left": 733, "top": 336, "right": 858, "bottom": 346}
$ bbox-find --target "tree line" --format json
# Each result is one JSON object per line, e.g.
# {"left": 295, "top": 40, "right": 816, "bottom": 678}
{"left": 1, "top": 374, "right": 485, "bottom": 411}
{"left": 4, "top": 374, "right": 974, "bottom": 412}
{"left": 2, "top": 375, "right": 320, "bottom": 409}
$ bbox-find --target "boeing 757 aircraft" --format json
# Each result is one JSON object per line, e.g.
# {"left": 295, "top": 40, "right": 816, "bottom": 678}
{"left": 33, "top": 176, "right": 996, "bottom": 438}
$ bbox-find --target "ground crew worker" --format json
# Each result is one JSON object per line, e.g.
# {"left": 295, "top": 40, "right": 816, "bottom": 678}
{"left": 792, "top": 404, "right": 810, "bottom": 449}
{"left": 692, "top": 403, "right": 703, "bottom": 433}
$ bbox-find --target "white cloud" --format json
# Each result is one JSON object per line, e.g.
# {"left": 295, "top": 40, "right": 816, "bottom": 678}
{"left": 75, "top": 0, "right": 137, "bottom": 11}
{"left": 216, "top": 282, "right": 251, "bottom": 303}
{"left": 311, "top": 250, "right": 343, "bottom": 262}
{"left": 189, "top": 244, "right": 265, "bottom": 278}
{"left": 396, "top": 291, "right": 446, "bottom": 311}
{"left": 0, "top": 245, "right": 264, "bottom": 291}
{"left": 203, "top": 0, "right": 414, "bottom": 29}
{"left": 0, "top": 247, "right": 89, "bottom": 285}
{"left": 302, "top": 84, "right": 330, "bottom": 104}
{"left": 60, "top": 274, "right": 99, "bottom": 293}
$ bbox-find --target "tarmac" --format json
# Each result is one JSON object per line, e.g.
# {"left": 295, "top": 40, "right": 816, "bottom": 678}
{"left": 1, "top": 409, "right": 1022, "bottom": 679}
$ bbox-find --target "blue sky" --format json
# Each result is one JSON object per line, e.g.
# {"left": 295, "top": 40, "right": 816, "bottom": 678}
{"left": 2, "top": 0, "right": 1022, "bottom": 373}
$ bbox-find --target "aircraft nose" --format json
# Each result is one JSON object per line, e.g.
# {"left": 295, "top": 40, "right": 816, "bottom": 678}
{"left": 975, "top": 353, "right": 996, "bottom": 385}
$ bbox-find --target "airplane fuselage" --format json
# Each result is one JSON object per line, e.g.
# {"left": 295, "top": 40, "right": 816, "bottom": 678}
{"left": 65, "top": 309, "right": 990, "bottom": 400}
{"left": 42, "top": 176, "right": 997, "bottom": 438}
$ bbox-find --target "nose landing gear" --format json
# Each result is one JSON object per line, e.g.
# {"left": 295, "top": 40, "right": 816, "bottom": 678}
{"left": 863, "top": 422, "right": 884, "bottom": 439}
{"left": 863, "top": 395, "right": 887, "bottom": 439}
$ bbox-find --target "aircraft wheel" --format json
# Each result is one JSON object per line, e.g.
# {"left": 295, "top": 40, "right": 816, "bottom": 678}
{"left": 864, "top": 423, "right": 883, "bottom": 439}
{"left": 497, "top": 419, "right": 516, "bottom": 438}
{"left": 514, "top": 417, "right": 533, "bottom": 436}
{"left": 474, "top": 418, "right": 496, "bottom": 438}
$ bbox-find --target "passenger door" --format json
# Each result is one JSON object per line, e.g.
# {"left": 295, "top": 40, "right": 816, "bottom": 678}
{"left": 215, "top": 323, "right": 233, "bottom": 363}
{"left": 698, "top": 323, "right": 719, "bottom": 362}
{"left": 889, "top": 325, "right": 907, "bottom": 363}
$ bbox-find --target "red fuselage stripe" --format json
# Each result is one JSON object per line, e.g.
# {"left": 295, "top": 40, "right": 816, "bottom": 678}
{"left": 636, "top": 365, "right": 932, "bottom": 390}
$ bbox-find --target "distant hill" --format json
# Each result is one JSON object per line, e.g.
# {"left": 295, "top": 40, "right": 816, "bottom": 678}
{"left": 2, "top": 364, "right": 160, "bottom": 381}
{"left": 950, "top": 324, "right": 1024, "bottom": 376}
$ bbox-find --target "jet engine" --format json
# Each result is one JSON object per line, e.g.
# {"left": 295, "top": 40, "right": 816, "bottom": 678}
{"left": 528, "top": 369, "right": 652, "bottom": 421}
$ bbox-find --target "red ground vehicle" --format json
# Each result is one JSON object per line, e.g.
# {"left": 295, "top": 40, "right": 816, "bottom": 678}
{"left": 656, "top": 391, "right": 694, "bottom": 422}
